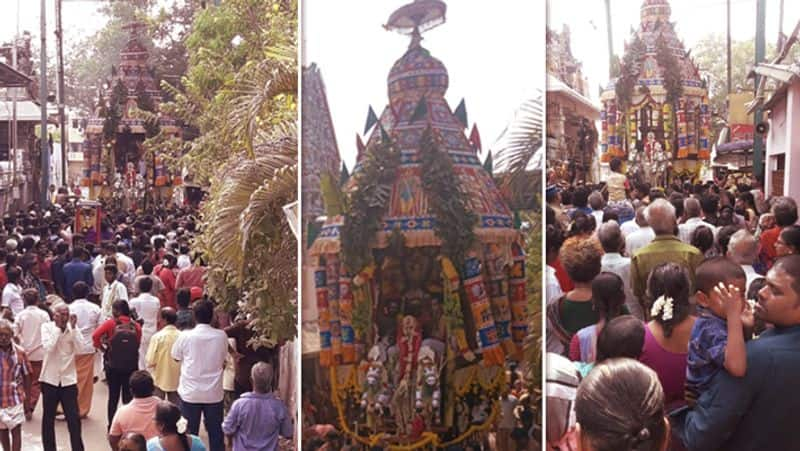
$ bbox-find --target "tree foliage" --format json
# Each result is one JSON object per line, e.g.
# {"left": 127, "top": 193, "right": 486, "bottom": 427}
{"left": 692, "top": 34, "right": 783, "bottom": 116}
{"left": 148, "top": 0, "right": 298, "bottom": 346}
{"left": 63, "top": 0, "right": 195, "bottom": 115}
{"left": 656, "top": 33, "right": 683, "bottom": 106}
{"left": 616, "top": 31, "right": 646, "bottom": 110}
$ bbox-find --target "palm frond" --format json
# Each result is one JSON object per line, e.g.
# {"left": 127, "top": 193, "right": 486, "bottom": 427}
{"left": 493, "top": 92, "right": 545, "bottom": 193}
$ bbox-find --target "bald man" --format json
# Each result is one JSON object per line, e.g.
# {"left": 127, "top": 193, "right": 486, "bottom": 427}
{"left": 727, "top": 229, "right": 763, "bottom": 292}
{"left": 630, "top": 199, "right": 704, "bottom": 316}
{"left": 223, "top": 362, "right": 293, "bottom": 451}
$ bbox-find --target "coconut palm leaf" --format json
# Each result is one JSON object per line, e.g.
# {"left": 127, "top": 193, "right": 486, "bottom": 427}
{"left": 493, "top": 91, "right": 544, "bottom": 201}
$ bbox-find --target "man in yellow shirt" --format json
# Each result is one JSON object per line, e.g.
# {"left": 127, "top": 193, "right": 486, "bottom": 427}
{"left": 144, "top": 307, "right": 181, "bottom": 405}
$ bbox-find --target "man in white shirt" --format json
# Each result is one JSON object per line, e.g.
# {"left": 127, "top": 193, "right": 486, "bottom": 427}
{"left": 620, "top": 201, "right": 643, "bottom": 237}
{"left": 625, "top": 207, "right": 656, "bottom": 257}
{"left": 40, "top": 303, "right": 85, "bottom": 451}
{"left": 546, "top": 225, "right": 565, "bottom": 354}
{"left": 2, "top": 267, "right": 23, "bottom": 317}
{"left": 101, "top": 265, "right": 129, "bottom": 320}
{"left": 598, "top": 221, "right": 641, "bottom": 320}
{"left": 588, "top": 191, "right": 606, "bottom": 226}
{"left": 115, "top": 243, "right": 137, "bottom": 293}
{"left": 129, "top": 277, "right": 161, "bottom": 370}
{"left": 171, "top": 299, "right": 227, "bottom": 451}
{"left": 91, "top": 243, "right": 114, "bottom": 298}
{"left": 176, "top": 245, "right": 191, "bottom": 270}
{"left": 727, "top": 229, "right": 763, "bottom": 293}
{"left": 66, "top": 281, "right": 102, "bottom": 418}
{"left": 14, "top": 288, "right": 50, "bottom": 419}
{"left": 679, "top": 197, "right": 717, "bottom": 244}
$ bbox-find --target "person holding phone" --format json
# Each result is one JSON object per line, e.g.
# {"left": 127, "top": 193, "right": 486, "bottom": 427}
{"left": 39, "top": 303, "right": 86, "bottom": 451}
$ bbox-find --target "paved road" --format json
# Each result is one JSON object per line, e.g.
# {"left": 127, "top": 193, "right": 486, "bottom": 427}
{"left": 23, "top": 378, "right": 210, "bottom": 450}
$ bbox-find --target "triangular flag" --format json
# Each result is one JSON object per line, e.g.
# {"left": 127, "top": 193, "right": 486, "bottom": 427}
{"left": 483, "top": 150, "right": 493, "bottom": 174}
{"left": 340, "top": 162, "right": 350, "bottom": 186}
{"left": 356, "top": 134, "right": 365, "bottom": 162}
{"left": 379, "top": 123, "right": 390, "bottom": 143}
{"left": 364, "top": 106, "right": 378, "bottom": 135}
{"left": 409, "top": 95, "right": 428, "bottom": 123}
{"left": 306, "top": 222, "right": 321, "bottom": 249}
{"left": 469, "top": 123, "right": 482, "bottom": 154}
{"left": 454, "top": 99, "right": 468, "bottom": 128}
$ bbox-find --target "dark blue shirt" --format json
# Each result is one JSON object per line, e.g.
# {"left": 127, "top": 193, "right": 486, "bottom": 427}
{"left": 50, "top": 255, "right": 67, "bottom": 297}
{"left": 686, "top": 308, "right": 728, "bottom": 398}
{"left": 62, "top": 259, "right": 93, "bottom": 300}
{"left": 679, "top": 325, "right": 800, "bottom": 450}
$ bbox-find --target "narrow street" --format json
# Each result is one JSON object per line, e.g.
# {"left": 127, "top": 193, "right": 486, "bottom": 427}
{"left": 23, "top": 379, "right": 209, "bottom": 450}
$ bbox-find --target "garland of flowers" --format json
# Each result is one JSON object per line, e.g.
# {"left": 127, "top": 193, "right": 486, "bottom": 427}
{"left": 656, "top": 34, "right": 683, "bottom": 106}
{"left": 615, "top": 32, "right": 646, "bottom": 110}
{"left": 340, "top": 135, "right": 401, "bottom": 272}
{"left": 328, "top": 364, "right": 505, "bottom": 449}
{"left": 350, "top": 265, "right": 375, "bottom": 343}
{"left": 419, "top": 127, "right": 478, "bottom": 275}
{"left": 441, "top": 257, "right": 465, "bottom": 330}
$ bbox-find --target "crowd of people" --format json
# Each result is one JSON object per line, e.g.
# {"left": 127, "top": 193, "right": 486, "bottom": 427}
{"left": 0, "top": 200, "right": 292, "bottom": 451}
{"left": 545, "top": 159, "right": 800, "bottom": 450}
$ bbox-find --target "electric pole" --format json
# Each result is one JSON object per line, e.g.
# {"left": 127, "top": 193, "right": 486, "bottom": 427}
{"left": 753, "top": 0, "right": 766, "bottom": 184}
{"left": 779, "top": 0, "right": 785, "bottom": 49}
{"left": 40, "top": 0, "right": 50, "bottom": 207}
{"left": 56, "top": 0, "right": 67, "bottom": 189}
{"left": 605, "top": 0, "right": 615, "bottom": 78}
{"left": 10, "top": 0, "right": 19, "bottom": 212}
{"left": 726, "top": 0, "right": 731, "bottom": 96}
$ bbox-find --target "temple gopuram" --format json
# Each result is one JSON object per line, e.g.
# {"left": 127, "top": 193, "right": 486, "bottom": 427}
{"left": 546, "top": 25, "right": 599, "bottom": 184}
{"left": 600, "top": 0, "right": 711, "bottom": 187}
{"left": 83, "top": 22, "right": 180, "bottom": 205}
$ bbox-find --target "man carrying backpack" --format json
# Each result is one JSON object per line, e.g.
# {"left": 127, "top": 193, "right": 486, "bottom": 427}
{"left": 91, "top": 299, "right": 141, "bottom": 429}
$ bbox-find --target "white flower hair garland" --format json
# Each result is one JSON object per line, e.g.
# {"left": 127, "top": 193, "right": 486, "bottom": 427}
{"left": 650, "top": 295, "right": 674, "bottom": 321}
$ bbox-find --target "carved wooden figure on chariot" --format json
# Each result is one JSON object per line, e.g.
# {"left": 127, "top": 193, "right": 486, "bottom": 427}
{"left": 414, "top": 345, "right": 441, "bottom": 428}
{"left": 360, "top": 345, "right": 392, "bottom": 430}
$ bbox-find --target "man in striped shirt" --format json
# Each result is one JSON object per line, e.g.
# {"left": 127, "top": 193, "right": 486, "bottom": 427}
{"left": 0, "top": 318, "right": 31, "bottom": 451}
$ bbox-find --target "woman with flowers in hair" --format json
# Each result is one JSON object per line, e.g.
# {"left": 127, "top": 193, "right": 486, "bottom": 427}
{"left": 146, "top": 401, "right": 206, "bottom": 451}
{"left": 638, "top": 262, "right": 697, "bottom": 410}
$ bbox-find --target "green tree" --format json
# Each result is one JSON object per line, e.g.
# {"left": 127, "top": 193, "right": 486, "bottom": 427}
{"left": 692, "top": 34, "right": 784, "bottom": 115}
{"left": 148, "top": 0, "right": 298, "bottom": 345}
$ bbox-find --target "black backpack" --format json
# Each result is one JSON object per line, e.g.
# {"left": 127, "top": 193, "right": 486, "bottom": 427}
{"left": 105, "top": 319, "right": 139, "bottom": 371}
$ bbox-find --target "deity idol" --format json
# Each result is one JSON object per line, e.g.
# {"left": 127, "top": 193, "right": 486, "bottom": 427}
{"left": 393, "top": 315, "right": 421, "bottom": 436}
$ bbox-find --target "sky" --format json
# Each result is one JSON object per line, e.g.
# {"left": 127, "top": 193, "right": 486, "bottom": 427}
{"left": 548, "top": 0, "right": 800, "bottom": 104}
{"left": 0, "top": 1, "right": 107, "bottom": 52}
{"left": 302, "top": 0, "right": 544, "bottom": 169}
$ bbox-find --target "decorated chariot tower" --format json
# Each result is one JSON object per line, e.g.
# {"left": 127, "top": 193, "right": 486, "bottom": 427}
{"left": 83, "top": 21, "right": 180, "bottom": 205}
{"left": 309, "top": 0, "right": 526, "bottom": 447}
{"left": 600, "top": 0, "right": 711, "bottom": 186}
